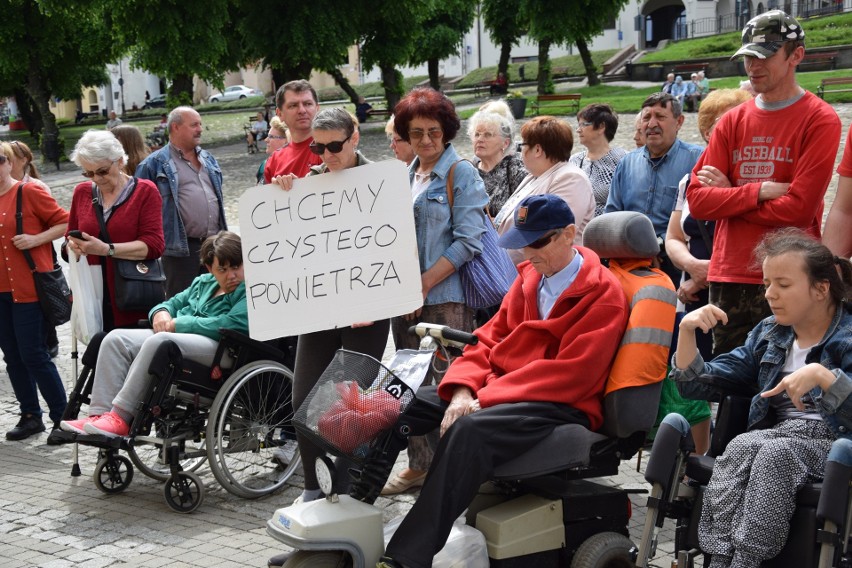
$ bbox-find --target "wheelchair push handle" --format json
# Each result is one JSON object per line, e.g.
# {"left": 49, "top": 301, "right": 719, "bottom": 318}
{"left": 409, "top": 323, "right": 478, "bottom": 349}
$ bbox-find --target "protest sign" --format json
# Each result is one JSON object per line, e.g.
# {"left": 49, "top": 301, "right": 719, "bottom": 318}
{"left": 239, "top": 160, "right": 422, "bottom": 340}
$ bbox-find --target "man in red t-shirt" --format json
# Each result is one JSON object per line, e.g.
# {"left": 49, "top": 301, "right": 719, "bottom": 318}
{"left": 262, "top": 80, "right": 323, "bottom": 184}
{"left": 687, "top": 10, "right": 841, "bottom": 355}
{"left": 823, "top": 123, "right": 852, "bottom": 258}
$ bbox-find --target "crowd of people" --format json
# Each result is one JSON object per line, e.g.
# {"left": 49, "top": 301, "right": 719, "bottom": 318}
{"left": 2, "top": 8, "right": 852, "bottom": 568}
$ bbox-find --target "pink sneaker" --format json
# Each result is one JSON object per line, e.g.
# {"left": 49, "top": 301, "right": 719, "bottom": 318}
{"left": 59, "top": 415, "right": 101, "bottom": 434}
{"left": 83, "top": 411, "right": 130, "bottom": 438}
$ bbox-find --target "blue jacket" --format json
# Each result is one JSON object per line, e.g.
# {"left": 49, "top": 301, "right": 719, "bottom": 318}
{"left": 605, "top": 138, "right": 703, "bottom": 238}
{"left": 135, "top": 145, "right": 227, "bottom": 257}
{"left": 673, "top": 307, "right": 852, "bottom": 441}
{"left": 409, "top": 144, "right": 489, "bottom": 305}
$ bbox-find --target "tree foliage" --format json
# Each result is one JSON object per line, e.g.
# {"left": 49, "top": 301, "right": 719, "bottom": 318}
{"left": 481, "top": 0, "right": 527, "bottom": 78}
{"left": 409, "top": 0, "right": 477, "bottom": 90}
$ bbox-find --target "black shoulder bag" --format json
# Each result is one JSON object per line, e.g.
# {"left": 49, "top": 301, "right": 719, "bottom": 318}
{"left": 15, "top": 183, "right": 72, "bottom": 325}
{"left": 92, "top": 180, "right": 166, "bottom": 312}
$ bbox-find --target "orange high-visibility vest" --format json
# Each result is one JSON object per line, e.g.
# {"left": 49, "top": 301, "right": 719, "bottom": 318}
{"left": 605, "top": 258, "right": 677, "bottom": 395}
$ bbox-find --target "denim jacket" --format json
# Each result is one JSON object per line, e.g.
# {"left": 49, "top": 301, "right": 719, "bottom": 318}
{"left": 673, "top": 307, "right": 852, "bottom": 440}
{"left": 135, "top": 145, "right": 227, "bottom": 257}
{"left": 410, "top": 144, "right": 488, "bottom": 305}
{"left": 605, "top": 138, "right": 703, "bottom": 238}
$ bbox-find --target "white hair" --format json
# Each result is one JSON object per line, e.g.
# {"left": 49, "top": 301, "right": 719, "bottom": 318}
{"left": 70, "top": 129, "right": 128, "bottom": 167}
{"left": 467, "top": 106, "right": 516, "bottom": 154}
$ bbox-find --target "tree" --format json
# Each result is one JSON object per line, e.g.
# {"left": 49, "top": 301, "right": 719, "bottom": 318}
{"left": 0, "top": 0, "right": 117, "bottom": 157}
{"left": 360, "top": 1, "right": 428, "bottom": 110}
{"left": 481, "top": 0, "right": 526, "bottom": 80}
{"left": 234, "top": 0, "right": 364, "bottom": 102}
{"left": 409, "top": 0, "right": 477, "bottom": 90}
{"left": 110, "top": 0, "right": 244, "bottom": 103}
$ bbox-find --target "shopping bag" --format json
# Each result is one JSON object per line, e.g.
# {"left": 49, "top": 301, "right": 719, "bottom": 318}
{"left": 68, "top": 247, "right": 103, "bottom": 344}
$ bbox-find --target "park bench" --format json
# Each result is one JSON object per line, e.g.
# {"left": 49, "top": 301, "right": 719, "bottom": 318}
{"left": 368, "top": 107, "right": 392, "bottom": 119}
{"left": 798, "top": 51, "right": 838, "bottom": 71}
{"left": 817, "top": 76, "right": 852, "bottom": 99}
{"left": 551, "top": 66, "right": 570, "bottom": 78}
{"left": 531, "top": 93, "right": 583, "bottom": 116}
{"left": 671, "top": 62, "right": 708, "bottom": 77}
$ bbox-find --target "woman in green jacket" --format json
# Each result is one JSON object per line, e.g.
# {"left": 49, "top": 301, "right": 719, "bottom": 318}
{"left": 61, "top": 231, "right": 248, "bottom": 437}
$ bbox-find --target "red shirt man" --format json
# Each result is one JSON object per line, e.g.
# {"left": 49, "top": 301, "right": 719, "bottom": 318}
{"left": 262, "top": 80, "right": 323, "bottom": 183}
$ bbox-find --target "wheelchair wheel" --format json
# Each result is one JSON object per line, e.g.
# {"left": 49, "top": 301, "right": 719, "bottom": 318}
{"left": 571, "top": 532, "right": 635, "bottom": 568}
{"left": 128, "top": 437, "right": 207, "bottom": 482}
{"left": 163, "top": 471, "right": 205, "bottom": 513}
{"left": 282, "top": 551, "right": 352, "bottom": 567}
{"left": 206, "top": 360, "right": 301, "bottom": 498}
{"left": 93, "top": 455, "right": 134, "bottom": 494}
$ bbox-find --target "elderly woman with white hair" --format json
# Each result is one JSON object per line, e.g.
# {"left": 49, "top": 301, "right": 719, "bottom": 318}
{"left": 467, "top": 101, "right": 528, "bottom": 217}
{"left": 66, "top": 129, "right": 165, "bottom": 331}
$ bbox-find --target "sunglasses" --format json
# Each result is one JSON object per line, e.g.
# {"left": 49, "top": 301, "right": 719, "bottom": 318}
{"left": 526, "top": 230, "right": 560, "bottom": 250}
{"left": 81, "top": 161, "right": 116, "bottom": 179}
{"left": 0, "top": 155, "right": 6, "bottom": 165}
{"left": 309, "top": 133, "right": 352, "bottom": 155}
{"left": 267, "top": 134, "right": 287, "bottom": 140}
{"left": 409, "top": 128, "right": 443, "bottom": 141}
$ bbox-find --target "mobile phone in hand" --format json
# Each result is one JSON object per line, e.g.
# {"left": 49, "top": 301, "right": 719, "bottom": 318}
{"left": 68, "top": 230, "right": 86, "bottom": 240}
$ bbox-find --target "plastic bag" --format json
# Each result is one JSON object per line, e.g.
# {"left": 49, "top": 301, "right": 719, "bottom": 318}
{"left": 68, "top": 247, "right": 103, "bottom": 344}
{"left": 383, "top": 349, "right": 433, "bottom": 393}
{"left": 317, "top": 381, "right": 402, "bottom": 453}
{"left": 383, "top": 516, "right": 490, "bottom": 568}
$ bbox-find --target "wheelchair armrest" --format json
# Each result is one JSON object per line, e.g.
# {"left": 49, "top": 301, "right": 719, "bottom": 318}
{"left": 216, "top": 328, "right": 287, "bottom": 366}
{"left": 708, "top": 394, "right": 751, "bottom": 458}
{"left": 817, "top": 439, "right": 852, "bottom": 526}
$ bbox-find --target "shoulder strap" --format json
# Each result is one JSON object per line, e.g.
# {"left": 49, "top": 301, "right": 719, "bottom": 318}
{"left": 15, "top": 183, "right": 37, "bottom": 272}
{"left": 445, "top": 161, "right": 459, "bottom": 210}
{"left": 91, "top": 182, "right": 112, "bottom": 244}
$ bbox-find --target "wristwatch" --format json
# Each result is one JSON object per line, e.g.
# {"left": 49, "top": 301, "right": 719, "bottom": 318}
{"left": 107, "top": 243, "right": 115, "bottom": 257}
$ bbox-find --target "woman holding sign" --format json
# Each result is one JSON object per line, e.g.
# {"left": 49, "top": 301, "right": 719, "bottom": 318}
{"left": 377, "top": 87, "right": 490, "bottom": 495}
{"left": 272, "top": 107, "right": 390, "bottom": 504}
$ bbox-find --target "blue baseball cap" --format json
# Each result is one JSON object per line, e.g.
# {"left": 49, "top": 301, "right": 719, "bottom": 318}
{"left": 497, "top": 194, "right": 575, "bottom": 249}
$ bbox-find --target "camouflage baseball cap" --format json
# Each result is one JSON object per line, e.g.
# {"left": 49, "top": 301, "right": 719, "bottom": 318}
{"left": 731, "top": 10, "right": 805, "bottom": 60}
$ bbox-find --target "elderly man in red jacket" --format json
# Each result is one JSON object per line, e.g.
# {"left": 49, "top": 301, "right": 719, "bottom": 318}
{"left": 378, "top": 194, "right": 629, "bottom": 568}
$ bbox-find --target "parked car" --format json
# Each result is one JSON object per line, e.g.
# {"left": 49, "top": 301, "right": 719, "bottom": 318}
{"left": 143, "top": 94, "right": 167, "bottom": 109}
{"left": 208, "top": 85, "right": 262, "bottom": 103}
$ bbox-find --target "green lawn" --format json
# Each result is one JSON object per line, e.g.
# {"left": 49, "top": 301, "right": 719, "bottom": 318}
{"left": 455, "top": 50, "right": 620, "bottom": 88}
{"left": 641, "top": 11, "right": 852, "bottom": 63}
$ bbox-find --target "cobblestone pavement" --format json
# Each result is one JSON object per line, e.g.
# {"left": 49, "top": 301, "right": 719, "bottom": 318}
{"left": 1, "top": 104, "right": 850, "bottom": 567}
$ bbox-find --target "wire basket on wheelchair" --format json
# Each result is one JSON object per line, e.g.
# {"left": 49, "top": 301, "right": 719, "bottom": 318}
{"left": 293, "top": 349, "right": 418, "bottom": 466}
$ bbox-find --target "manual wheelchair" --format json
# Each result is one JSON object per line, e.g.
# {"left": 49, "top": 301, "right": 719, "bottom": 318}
{"left": 50, "top": 328, "right": 300, "bottom": 513}
{"left": 636, "top": 383, "right": 852, "bottom": 568}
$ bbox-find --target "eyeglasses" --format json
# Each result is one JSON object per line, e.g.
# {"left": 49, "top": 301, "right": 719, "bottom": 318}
{"left": 516, "top": 142, "right": 528, "bottom": 153}
{"left": 576, "top": 121, "right": 594, "bottom": 130}
{"left": 473, "top": 131, "right": 497, "bottom": 140}
{"left": 81, "top": 161, "right": 116, "bottom": 178}
{"left": 267, "top": 135, "right": 287, "bottom": 140}
{"left": 409, "top": 128, "right": 443, "bottom": 141}
{"left": 309, "top": 133, "right": 353, "bottom": 155}
{"left": 0, "top": 155, "right": 7, "bottom": 165}
{"left": 526, "top": 230, "right": 560, "bottom": 250}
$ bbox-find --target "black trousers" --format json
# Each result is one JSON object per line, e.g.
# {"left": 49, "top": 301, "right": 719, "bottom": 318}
{"left": 384, "top": 387, "right": 589, "bottom": 568}
{"left": 163, "top": 238, "right": 205, "bottom": 299}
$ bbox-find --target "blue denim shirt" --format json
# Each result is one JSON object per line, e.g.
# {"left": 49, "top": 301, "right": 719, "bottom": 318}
{"left": 135, "top": 145, "right": 227, "bottom": 257}
{"left": 605, "top": 138, "right": 703, "bottom": 238}
{"left": 673, "top": 307, "right": 852, "bottom": 441}
{"left": 410, "top": 144, "right": 488, "bottom": 306}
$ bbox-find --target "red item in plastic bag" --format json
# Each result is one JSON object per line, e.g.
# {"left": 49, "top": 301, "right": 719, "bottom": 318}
{"left": 317, "top": 381, "right": 401, "bottom": 453}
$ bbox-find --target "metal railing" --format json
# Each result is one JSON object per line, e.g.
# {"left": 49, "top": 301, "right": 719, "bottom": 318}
{"left": 685, "top": 0, "right": 852, "bottom": 39}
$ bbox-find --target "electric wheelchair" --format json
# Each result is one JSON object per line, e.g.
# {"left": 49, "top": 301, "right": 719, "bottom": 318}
{"left": 50, "top": 327, "right": 301, "bottom": 513}
{"left": 636, "top": 383, "right": 852, "bottom": 568}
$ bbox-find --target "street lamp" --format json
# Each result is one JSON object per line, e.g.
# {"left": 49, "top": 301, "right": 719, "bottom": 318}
{"left": 108, "top": 61, "right": 126, "bottom": 116}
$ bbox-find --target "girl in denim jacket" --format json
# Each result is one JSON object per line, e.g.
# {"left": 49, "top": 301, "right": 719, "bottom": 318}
{"left": 673, "top": 228, "right": 852, "bottom": 568}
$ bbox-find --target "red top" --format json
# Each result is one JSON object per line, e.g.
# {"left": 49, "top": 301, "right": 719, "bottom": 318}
{"left": 262, "top": 138, "right": 323, "bottom": 184}
{"left": 0, "top": 182, "right": 68, "bottom": 302}
{"left": 438, "top": 247, "right": 629, "bottom": 431}
{"left": 67, "top": 178, "right": 165, "bottom": 328}
{"left": 688, "top": 92, "right": 841, "bottom": 284}
{"left": 838, "top": 123, "right": 852, "bottom": 177}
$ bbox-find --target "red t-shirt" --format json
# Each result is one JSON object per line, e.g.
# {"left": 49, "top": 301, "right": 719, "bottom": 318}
{"left": 688, "top": 92, "right": 841, "bottom": 284}
{"left": 838, "top": 123, "right": 852, "bottom": 177}
{"left": 262, "top": 138, "right": 323, "bottom": 183}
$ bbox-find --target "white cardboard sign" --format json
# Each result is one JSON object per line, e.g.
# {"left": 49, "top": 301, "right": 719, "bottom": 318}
{"left": 239, "top": 160, "right": 423, "bottom": 340}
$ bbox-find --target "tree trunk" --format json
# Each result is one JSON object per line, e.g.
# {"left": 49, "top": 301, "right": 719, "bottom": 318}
{"left": 428, "top": 59, "right": 440, "bottom": 91}
{"left": 576, "top": 38, "right": 599, "bottom": 87}
{"left": 380, "top": 63, "right": 403, "bottom": 112}
{"left": 536, "top": 39, "right": 553, "bottom": 95}
{"left": 25, "top": 65, "right": 60, "bottom": 168}
{"left": 497, "top": 39, "right": 512, "bottom": 80}
{"left": 169, "top": 74, "right": 194, "bottom": 106}
{"left": 327, "top": 68, "right": 361, "bottom": 104}
{"left": 13, "top": 87, "right": 41, "bottom": 138}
